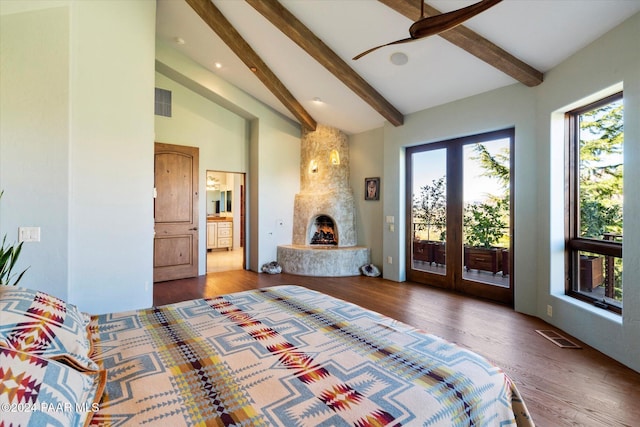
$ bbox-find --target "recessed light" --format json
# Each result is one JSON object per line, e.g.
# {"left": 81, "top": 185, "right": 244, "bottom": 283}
{"left": 214, "top": 62, "right": 222, "bottom": 69}
{"left": 390, "top": 52, "right": 408, "bottom": 66}
{"left": 174, "top": 37, "right": 185, "bottom": 45}
{"left": 312, "top": 97, "right": 323, "bottom": 104}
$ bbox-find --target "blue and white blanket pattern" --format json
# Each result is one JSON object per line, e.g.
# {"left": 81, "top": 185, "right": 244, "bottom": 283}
{"left": 89, "top": 285, "right": 534, "bottom": 426}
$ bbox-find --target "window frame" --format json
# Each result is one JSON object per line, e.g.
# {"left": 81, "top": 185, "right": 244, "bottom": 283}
{"left": 565, "top": 92, "right": 623, "bottom": 314}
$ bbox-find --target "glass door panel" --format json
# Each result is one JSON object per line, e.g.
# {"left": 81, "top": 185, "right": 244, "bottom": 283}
{"left": 410, "top": 148, "right": 447, "bottom": 276}
{"left": 462, "top": 139, "right": 511, "bottom": 286}
{"left": 406, "top": 129, "right": 514, "bottom": 305}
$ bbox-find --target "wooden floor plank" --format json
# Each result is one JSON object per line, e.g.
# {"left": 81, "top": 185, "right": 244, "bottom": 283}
{"left": 154, "top": 270, "right": 640, "bottom": 427}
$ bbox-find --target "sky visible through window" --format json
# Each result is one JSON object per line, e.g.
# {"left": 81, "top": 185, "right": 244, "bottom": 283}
{"left": 412, "top": 138, "right": 509, "bottom": 204}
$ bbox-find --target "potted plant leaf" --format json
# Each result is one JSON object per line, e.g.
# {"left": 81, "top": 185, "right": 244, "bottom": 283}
{"left": 463, "top": 200, "right": 507, "bottom": 274}
{"left": 0, "top": 191, "right": 29, "bottom": 286}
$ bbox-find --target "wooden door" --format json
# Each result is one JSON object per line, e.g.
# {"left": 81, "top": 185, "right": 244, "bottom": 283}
{"left": 154, "top": 143, "right": 199, "bottom": 282}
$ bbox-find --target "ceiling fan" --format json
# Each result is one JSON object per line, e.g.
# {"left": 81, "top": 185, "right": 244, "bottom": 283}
{"left": 353, "top": 0, "right": 503, "bottom": 60}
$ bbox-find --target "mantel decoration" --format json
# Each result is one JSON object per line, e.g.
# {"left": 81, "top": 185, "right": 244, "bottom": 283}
{"left": 0, "top": 191, "right": 29, "bottom": 286}
{"left": 365, "top": 177, "right": 380, "bottom": 201}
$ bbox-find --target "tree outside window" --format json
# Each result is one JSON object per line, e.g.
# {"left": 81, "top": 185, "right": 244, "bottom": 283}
{"left": 413, "top": 176, "right": 446, "bottom": 242}
{"left": 568, "top": 92, "right": 623, "bottom": 312}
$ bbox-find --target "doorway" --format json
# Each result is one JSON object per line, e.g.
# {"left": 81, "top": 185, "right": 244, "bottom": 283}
{"left": 406, "top": 129, "right": 514, "bottom": 305}
{"left": 205, "top": 170, "right": 245, "bottom": 273}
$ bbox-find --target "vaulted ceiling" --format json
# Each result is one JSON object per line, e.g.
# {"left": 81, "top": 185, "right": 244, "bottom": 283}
{"left": 156, "top": 0, "right": 640, "bottom": 134}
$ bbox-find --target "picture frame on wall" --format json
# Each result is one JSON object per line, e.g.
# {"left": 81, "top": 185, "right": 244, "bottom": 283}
{"left": 365, "top": 177, "right": 380, "bottom": 201}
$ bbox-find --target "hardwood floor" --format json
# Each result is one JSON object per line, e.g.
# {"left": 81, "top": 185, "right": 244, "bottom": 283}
{"left": 154, "top": 270, "right": 640, "bottom": 427}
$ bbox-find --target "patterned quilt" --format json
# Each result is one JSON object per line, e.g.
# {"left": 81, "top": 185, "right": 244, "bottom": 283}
{"left": 88, "top": 285, "right": 533, "bottom": 426}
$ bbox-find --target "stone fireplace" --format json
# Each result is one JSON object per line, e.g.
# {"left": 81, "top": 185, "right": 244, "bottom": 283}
{"left": 277, "top": 125, "right": 370, "bottom": 276}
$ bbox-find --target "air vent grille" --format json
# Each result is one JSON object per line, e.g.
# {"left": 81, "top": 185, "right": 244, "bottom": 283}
{"left": 155, "top": 88, "right": 172, "bottom": 117}
{"left": 536, "top": 330, "right": 582, "bottom": 349}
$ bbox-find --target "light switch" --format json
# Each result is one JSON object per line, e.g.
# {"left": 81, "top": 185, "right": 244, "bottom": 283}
{"left": 18, "top": 227, "right": 40, "bottom": 243}
{"left": 385, "top": 216, "right": 395, "bottom": 224}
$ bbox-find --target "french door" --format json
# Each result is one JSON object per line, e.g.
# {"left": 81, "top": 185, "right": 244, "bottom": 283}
{"left": 406, "top": 129, "right": 514, "bottom": 305}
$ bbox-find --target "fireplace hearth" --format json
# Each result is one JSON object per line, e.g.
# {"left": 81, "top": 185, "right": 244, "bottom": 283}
{"left": 277, "top": 125, "right": 369, "bottom": 276}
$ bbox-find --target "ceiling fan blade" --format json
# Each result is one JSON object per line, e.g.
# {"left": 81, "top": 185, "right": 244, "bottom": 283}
{"left": 410, "top": 0, "right": 502, "bottom": 39}
{"left": 354, "top": 0, "right": 502, "bottom": 61}
{"left": 353, "top": 37, "right": 415, "bottom": 60}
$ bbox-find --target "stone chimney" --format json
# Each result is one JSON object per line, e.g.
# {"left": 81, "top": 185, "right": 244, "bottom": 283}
{"left": 278, "top": 124, "right": 369, "bottom": 277}
{"left": 292, "top": 125, "right": 356, "bottom": 246}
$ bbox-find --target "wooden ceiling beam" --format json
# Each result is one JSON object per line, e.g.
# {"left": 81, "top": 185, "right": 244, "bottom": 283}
{"left": 185, "top": 0, "right": 317, "bottom": 131}
{"left": 378, "top": 0, "right": 543, "bottom": 87}
{"left": 246, "top": 0, "right": 404, "bottom": 127}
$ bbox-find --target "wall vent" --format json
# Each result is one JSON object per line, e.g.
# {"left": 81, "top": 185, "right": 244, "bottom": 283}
{"left": 155, "top": 88, "right": 172, "bottom": 117}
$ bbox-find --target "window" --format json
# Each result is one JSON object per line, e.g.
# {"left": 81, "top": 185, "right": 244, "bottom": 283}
{"left": 566, "top": 92, "right": 623, "bottom": 314}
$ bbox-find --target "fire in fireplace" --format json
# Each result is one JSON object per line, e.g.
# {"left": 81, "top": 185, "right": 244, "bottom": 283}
{"left": 310, "top": 215, "right": 337, "bottom": 245}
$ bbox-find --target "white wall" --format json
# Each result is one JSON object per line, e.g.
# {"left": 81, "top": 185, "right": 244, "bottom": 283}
{"left": 374, "top": 13, "right": 640, "bottom": 372}
{"left": 1, "top": 0, "right": 156, "bottom": 314}
{"left": 68, "top": 0, "right": 156, "bottom": 314}
{"left": 350, "top": 127, "right": 385, "bottom": 269}
{"left": 0, "top": 4, "right": 70, "bottom": 299}
{"left": 253, "top": 121, "right": 300, "bottom": 269}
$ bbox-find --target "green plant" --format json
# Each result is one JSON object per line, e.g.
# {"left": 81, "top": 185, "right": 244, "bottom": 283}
{"left": 464, "top": 143, "right": 510, "bottom": 249}
{"left": 464, "top": 200, "right": 507, "bottom": 248}
{"left": 0, "top": 191, "right": 29, "bottom": 286}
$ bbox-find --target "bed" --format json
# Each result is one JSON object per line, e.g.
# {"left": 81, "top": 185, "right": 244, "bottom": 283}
{"left": 0, "top": 285, "right": 533, "bottom": 426}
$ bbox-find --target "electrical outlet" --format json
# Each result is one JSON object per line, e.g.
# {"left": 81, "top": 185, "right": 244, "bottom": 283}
{"left": 547, "top": 305, "right": 553, "bottom": 317}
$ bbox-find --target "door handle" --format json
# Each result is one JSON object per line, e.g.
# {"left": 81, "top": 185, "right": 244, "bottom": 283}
{"left": 189, "top": 227, "right": 198, "bottom": 231}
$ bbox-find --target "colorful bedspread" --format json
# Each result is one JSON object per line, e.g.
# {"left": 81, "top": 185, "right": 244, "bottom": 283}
{"left": 89, "top": 285, "right": 533, "bottom": 426}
